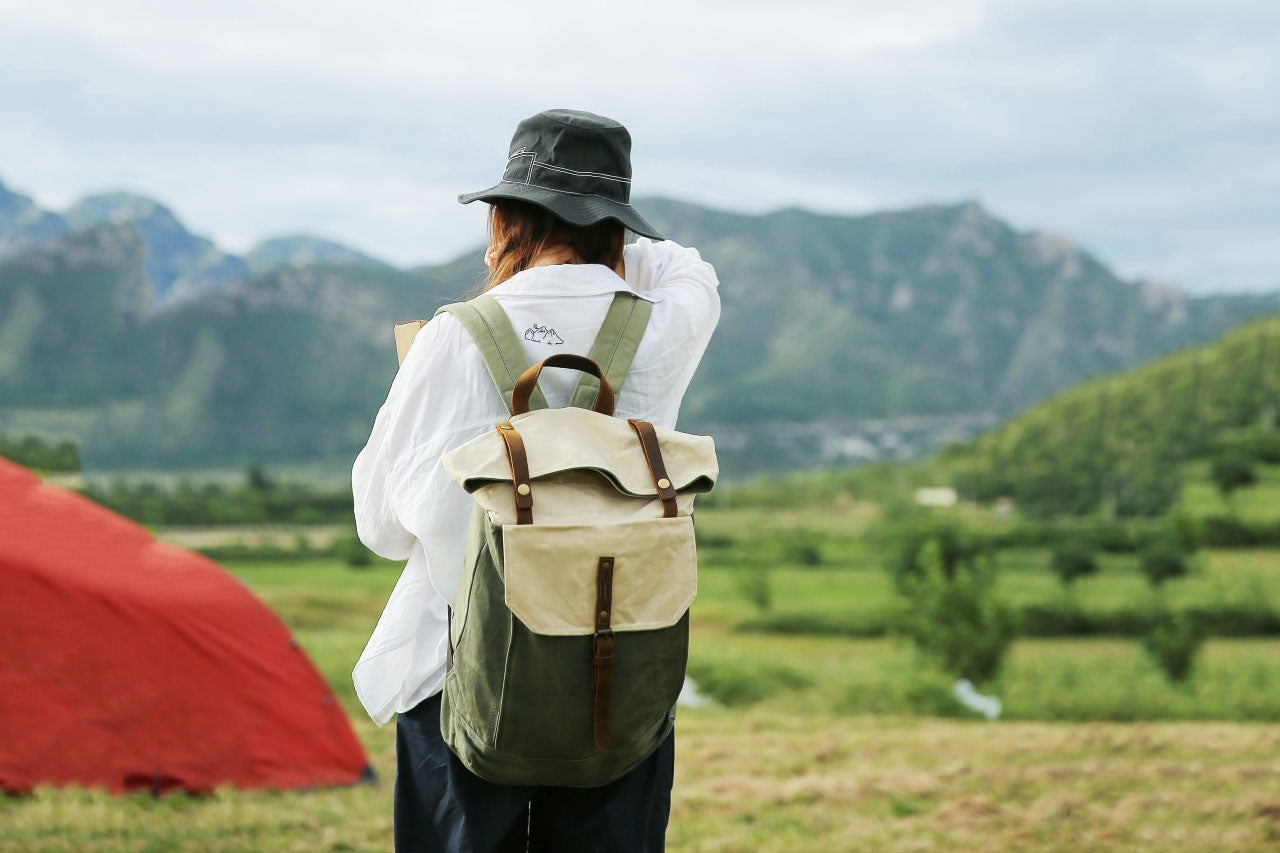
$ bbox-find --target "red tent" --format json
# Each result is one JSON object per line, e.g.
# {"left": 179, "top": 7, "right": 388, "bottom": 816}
{"left": 0, "top": 457, "right": 371, "bottom": 794}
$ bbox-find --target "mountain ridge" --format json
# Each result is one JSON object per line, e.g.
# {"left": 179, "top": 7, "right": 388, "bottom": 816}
{"left": 2, "top": 176, "right": 1279, "bottom": 477}
{"left": 0, "top": 177, "right": 395, "bottom": 308}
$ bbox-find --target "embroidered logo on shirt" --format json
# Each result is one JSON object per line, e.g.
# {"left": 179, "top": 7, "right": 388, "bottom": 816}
{"left": 524, "top": 324, "right": 565, "bottom": 345}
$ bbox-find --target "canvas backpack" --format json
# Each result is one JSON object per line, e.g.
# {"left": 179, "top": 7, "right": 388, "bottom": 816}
{"left": 432, "top": 290, "right": 718, "bottom": 788}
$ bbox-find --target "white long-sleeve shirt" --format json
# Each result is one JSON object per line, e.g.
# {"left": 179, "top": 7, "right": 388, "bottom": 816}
{"left": 351, "top": 237, "right": 721, "bottom": 725}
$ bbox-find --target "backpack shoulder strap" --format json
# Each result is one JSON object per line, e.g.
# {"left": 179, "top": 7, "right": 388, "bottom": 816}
{"left": 434, "top": 295, "right": 549, "bottom": 414}
{"left": 568, "top": 291, "right": 654, "bottom": 410}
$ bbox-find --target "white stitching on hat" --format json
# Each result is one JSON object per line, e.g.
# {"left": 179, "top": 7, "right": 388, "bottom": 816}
{"left": 534, "top": 161, "right": 630, "bottom": 182}
{"left": 503, "top": 151, "right": 630, "bottom": 183}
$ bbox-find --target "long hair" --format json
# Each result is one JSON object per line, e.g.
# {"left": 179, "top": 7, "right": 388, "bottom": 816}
{"left": 476, "top": 198, "right": 625, "bottom": 294}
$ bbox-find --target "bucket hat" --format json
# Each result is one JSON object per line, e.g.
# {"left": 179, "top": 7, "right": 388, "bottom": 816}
{"left": 458, "top": 108, "right": 664, "bottom": 240}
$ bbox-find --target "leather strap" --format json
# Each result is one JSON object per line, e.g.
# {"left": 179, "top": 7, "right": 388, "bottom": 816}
{"left": 627, "top": 419, "right": 678, "bottom": 518}
{"left": 592, "top": 555, "right": 615, "bottom": 751}
{"left": 511, "top": 354, "right": 615, "bottom": 416}
{"left": 434, "top": 296, "right": 548, "bottom": 414}
{"left": 446, "top": 607, "right": 453, "bottom": 673}
{"left": 569, "top": 291, "right": 653, "bottom": 409}
{"left": 496, "top": 421, "right": 533, "bottom": 525}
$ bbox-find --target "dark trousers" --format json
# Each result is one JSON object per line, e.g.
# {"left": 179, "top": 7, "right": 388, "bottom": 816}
{"left": 394, "top": 692, "right": 675, "bottom": 853}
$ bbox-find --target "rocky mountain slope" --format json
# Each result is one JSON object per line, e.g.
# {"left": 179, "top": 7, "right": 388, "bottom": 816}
{"left": 1, "top": 180, "right": 1277, "bottom": 477}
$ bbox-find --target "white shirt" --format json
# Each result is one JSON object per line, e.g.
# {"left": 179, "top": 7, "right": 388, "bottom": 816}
{"left": 350, "top": 237, "right": 721, "bottom": 725}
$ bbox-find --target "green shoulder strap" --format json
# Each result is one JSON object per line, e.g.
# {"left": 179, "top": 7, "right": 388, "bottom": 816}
{"left": 433, "top": 295, "right": 549, "bottom": 414}
{"left": 567, "top": 291, "right": 654, "bottom": 409}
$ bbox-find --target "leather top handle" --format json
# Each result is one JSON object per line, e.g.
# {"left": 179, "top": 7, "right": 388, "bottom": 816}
{"left": 511, "top": 354, "right": 615, "bottom": 416}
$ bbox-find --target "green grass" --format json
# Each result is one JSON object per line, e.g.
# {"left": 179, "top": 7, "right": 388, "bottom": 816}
{"left": 683, "top": 629, "right": 1280, "bottom": 722}
{"left": 7, "top": 550, "right": 1280, "bottom": 852}
{"left": 692, "top": 546, "right": 1280, "bottom": 637}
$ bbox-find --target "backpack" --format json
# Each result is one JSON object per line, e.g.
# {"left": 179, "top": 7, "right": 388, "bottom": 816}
{"left": 432, "top": 290, "right": 718, "bottom": 787}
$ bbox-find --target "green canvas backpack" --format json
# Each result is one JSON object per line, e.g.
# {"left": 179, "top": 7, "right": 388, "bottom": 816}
{"left": 433, "top": 290, "right": 718, "bottom": 787}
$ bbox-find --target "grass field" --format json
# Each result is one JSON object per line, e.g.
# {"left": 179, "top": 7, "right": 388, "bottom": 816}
{"left": 6, "top": 540, "right": 1280, "bottom": 852}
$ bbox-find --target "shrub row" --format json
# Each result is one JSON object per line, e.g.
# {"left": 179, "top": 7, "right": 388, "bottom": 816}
{"left": 82, "top": 481, "right": 355, "bottom": 526}
{"left": 872, "top": 513, "right": 1280, "bottom": 555}
{"left": 195, "top": 532, "right": 380, "bottom": 567}
{"left": 1018, "top": 604, "right": 1280, "bottom": 637}
{"left": 0, "top": 434, "right": 80, "bottom": 473}
{"left": 737, "top": 602, "right": 1280, "bottom": 638}
{"left": 1189, "top": 515, "right": 1280, "bottom": 548}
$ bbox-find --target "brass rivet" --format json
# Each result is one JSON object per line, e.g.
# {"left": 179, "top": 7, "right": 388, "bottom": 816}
{"left": 516, "top": 483, "right": 531, "bottom": 496}
{"left": 499, "top": 422, "right": 512, "bottom": 430}
{"left": 599, "top": 611, "right": 608, "bottom": 620}
{"left": 657, "top": 477, "right": 671, "bottom": 490}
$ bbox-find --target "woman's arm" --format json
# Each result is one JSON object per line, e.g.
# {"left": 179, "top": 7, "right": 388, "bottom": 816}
{"left": 351, "top": 352, "right": 422, "bottom": 562}
{"left": 623, "top": 236, "right": 722, "bottom": 409}
{"left": 351, "top": 314, "right": 497, "bottom": 602}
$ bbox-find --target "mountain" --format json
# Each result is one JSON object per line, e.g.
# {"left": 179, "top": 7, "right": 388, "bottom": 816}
{"left": 246, "top": 235, "right": 391, "bottom": 275}
{"left": 1, "top": 177, "right": 395, "bottom": 308}
{"left": 0, "top": 179, "right": 68, "bottom": 258}
{"left": 633, "top": 197, "right": 1279, "bottom": 420}
{"left": 933, "top": 312, "right": 1280, "bottom": 517}
{"left": 414, "top": 250, "right": 485, "bottom": 295}
{"left": 0, "top": 224, "right": 152, "bottom": 406}
{"left": 420, "top": 199, "right": 1280, "bottom": 472}
{"left": 3, "top": 192, "right": 1279, "bottom": 478}
{"left": 0, "top": 247, "right": 458, "bottom": 468}
{"left": 66, "top": 192, "right": 249, "bottom": 307}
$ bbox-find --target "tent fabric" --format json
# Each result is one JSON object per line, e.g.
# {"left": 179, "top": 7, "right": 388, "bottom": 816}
{"left": 0, "top": 457, "right": 370, "bottom": 794}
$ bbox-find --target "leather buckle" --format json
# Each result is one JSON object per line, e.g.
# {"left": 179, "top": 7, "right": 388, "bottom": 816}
{"left": 594, "top": 629, "right": 615, "bottom": 659}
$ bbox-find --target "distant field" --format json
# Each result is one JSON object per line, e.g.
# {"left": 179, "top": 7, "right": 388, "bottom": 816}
{"left": 6, "top": 552, "right": 1280, "bottom": 851}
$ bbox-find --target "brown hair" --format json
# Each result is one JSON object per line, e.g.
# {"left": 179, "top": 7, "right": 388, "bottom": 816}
{"left": 475, "top": 198, "right": 625, "bottom": 294}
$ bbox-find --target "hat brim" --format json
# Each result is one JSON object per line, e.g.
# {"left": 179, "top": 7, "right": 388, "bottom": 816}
{"left": 458, "top": 182, "right": 664, "bottom": 241}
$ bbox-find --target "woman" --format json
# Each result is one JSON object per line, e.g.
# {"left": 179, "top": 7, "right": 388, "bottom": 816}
{"left": 351, "top": 109, "right": 721, "bottom": 851}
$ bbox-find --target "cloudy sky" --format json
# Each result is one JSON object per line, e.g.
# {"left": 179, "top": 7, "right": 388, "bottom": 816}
{"left": 0, "top": 0, "right": 1276, "bottom": 293}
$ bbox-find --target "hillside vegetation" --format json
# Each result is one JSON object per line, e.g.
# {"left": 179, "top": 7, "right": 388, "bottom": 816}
{"left": 936, "top": 314, "right": 1280, "bottom": 518}
{"left": 4, "top": 175, "right": 1280, "bottom": 476}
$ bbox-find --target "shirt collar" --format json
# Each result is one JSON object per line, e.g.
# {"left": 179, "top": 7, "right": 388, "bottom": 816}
{"left": 485, "top": 262, "right": 659, "bottom": 303}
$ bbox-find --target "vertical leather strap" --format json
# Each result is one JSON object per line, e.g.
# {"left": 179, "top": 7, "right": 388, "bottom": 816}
{"left": 627, "top": 419, "right": 679, "bottom": 518}
{"left": 592, "top": 555, "right": 615, "bottom": 751}
{"left": 446, "top": 607, "right": 453, "bottom": 673}
{"left": 496, "top": 421, "right": 533, "bottom": 525}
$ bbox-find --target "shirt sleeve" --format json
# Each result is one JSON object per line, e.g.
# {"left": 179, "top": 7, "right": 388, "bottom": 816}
{"left": 625, "top": 237, "right": 720, "bottom": 315}
{"left": 351, "top": 313, "right": 497, "bottom": 600}
{"left": 350, "top": 341, "right": 424, "bottom": 562}
{"left": 623, "top": 236, "right": 722, "bottom": 412}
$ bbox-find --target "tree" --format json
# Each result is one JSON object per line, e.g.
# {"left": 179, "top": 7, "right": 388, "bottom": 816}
{"left": 1142, "top": 611, "right": 1204, "bottom": 683}
{"left": 1138, "top": 539, "right": 1190, "bottom": 588}
{"left": 1050, "top": 542, "right": 1099, "bottom": 588}
{"left": 894, "top": 536, "right": 1016, "bottom": 687}
{"left": 245, "top": 463, "right": 275, "bottom": 491}
{"left": 733, "top": 566, "right": 773, "bottom": 613}
{"left": 1209, "top": 451, "right": 1257, "bottom": 510}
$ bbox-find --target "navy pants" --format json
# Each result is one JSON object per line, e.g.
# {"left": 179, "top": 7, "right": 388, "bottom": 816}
{"left": 394, "top": 692, "right": 675, "bottom": 852}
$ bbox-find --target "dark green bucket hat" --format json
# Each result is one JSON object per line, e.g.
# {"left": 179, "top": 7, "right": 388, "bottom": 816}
{"left": 458, "top": 108, "right": 664, "bottom": 240}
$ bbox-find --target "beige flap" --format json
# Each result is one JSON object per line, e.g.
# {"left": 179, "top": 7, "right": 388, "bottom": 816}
{"left": 442, "top": 407, "right": 718, "bottom": 497}
{"left": 502, "top": 516, "right": 697, "bottom": 636}
{"left": 474, "top": 470, "right": 697, "bottom": 526}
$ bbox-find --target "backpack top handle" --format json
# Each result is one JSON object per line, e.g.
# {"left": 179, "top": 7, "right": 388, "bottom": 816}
{"left": 511, "top": 354, "right": 615, "bottom": 416}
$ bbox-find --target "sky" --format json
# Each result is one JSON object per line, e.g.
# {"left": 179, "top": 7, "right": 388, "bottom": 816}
{"left": 0, "top": 0, "right": 1277, "bottom": 293}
